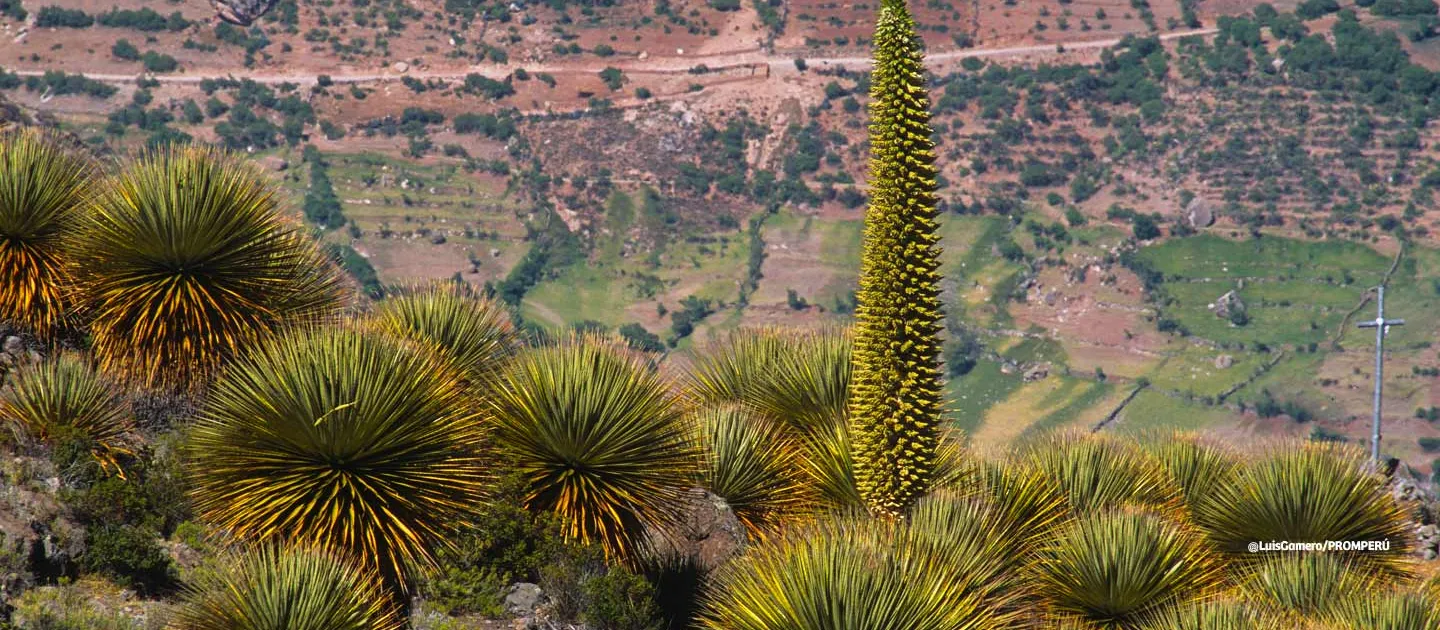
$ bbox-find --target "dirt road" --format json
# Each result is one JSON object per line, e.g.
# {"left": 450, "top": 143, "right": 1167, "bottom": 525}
{"left": 9, "top": 28, "right": 1217, "bottom": 87}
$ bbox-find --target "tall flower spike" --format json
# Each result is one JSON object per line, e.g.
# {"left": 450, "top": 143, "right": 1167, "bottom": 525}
{"left": 847, "top": 0, "right": 945, "bottom": 516}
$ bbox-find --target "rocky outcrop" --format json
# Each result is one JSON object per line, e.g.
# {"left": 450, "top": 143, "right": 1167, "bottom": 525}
{"left": 1183, "top": 197, "right": 1215, "bottom": 228}
{"left": 644, "top": 488, "right": 746, "bottom": 573}
{"left": 1208, "top": 290, "right": 1245, "bottom": 319}
{"left": 211, "top": 0, "right": 279, "bottom": 26}
{"left": 1390, "top": 476, "right": 1440, "bottom": 561}
{"left": 0, "top": 456, "right": 84, "bottom": 607}
{"left": 0, "top": 334, "right": 42, "bottom": 378}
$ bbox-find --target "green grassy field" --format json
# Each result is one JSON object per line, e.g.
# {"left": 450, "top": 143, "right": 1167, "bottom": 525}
{"left": 1111, "top": 389, "right": 1237, "bottom": 435}
{"left": 1137, "top": 235, "right": 1391, "bottom": 348}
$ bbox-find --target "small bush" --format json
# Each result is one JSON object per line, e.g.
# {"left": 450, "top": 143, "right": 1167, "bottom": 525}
{"left": 141, "top": 51, "right": 178, "bottom": 73}
{"left": 80, "top": 524, "right": 177, "bottom": 594}
{"left": 10, "top": 582, "right": 152, "bottom": 630}
{"left": 582, "top": 568, "right": 663, "bottom": 630}
{"left": 599, "top": 67, "right": 625, "bottom": 91}
{"left": 111, "top": 39, "right": 139, "bottom": 61}
{"left": 422, "top": 474, "right": 565, "bottom": 615}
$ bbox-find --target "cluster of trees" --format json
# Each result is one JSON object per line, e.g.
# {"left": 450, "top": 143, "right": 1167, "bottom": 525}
{"left": 301, "top": 146, "right": 346, "bottom": 230}
{"left": 667, "top": 295, "right": 714, "bottom": 342}
{"left": 462, "top": 73, "right": 516, "bottom": 99}
{"left": 36, "top": 6, "right": 190, "bottom": 30}
{"left": 105, "top": 88, "right": 192, "bottom": 148}
{"left": 454, "top": 112, "right": 518, "bottom": 139}
{"left": 202, "top": 79, "right": 314, "bottom": 150}
{"left": 0, "top": 69, "right": 116, "bottom": 99}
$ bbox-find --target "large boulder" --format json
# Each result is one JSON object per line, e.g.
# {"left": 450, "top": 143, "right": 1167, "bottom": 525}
{"left": 504, "top": 582, "right": 546, "bottom": 616}
{"left": 645, "top": 488, "right": 746, "bottom": 573}
{"left": 1184, "top": 197, "right": 1216, "bottom": 228}
{"left": 211, "top": 0, "right": 279, "bottom": 26}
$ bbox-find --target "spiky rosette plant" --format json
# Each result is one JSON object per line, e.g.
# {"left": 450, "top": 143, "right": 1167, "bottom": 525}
{"left": 368, "top": 281, "right": 517, "bottom": 387}
{"left": 1322, "top": 589, "right": 1440, "bottom": 630}
{"left": 846, "top": 0, "right": 945, "bottom": 517}
{"left": 1022, "top": 433, "right": 1180, "bottom": 517}
{"left": 76, "top": 145, "right": 342, "bottom": 390}
{"left": 700, "top": 513, "right": 1023, "bottom": 630}
{"left": 685, "top": 327, "right": 799, "bottom": 407}
{"left": 1239, "top": 553, "right": 1371, "bottom": 620}
{"left": 488, "top": 336, "right": 696, "bottom": 560}
{"left": 904, "top": 490, "right": 1042, "bottom": 613}
{"left": 686, "top": 327, "right": 852, "bottom": 436}
{"left": 173, "top": 545, "right": 403, "bottom": 630}
{"left": 1140, "top": 433, "right": 1241, "bottom": 511}
{"left": 0, "top": 352, "right": 133, "bottom": 474}
{"left": 1135, "top": 600, "right": 1284, "bottom": 630}
{"left": 0, "top": 128, "right": 94, "bottom": 338}
{"left": 696, "top": 405, "right": 812, "bottom": 538}
{"left": 187, "top": 327, "right": 486, "bottom": 601}
{"left": 1033, "top": 510, "right": 1224, "bottom": 629}
{"left": 959, "top": 458, "right": 1069, "bottom": 544}
{"left": 1191, "top": 442, "right": 1412, "bottom": 577}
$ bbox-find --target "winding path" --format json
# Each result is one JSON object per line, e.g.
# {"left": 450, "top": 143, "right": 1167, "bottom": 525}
{"left": 9, "top": 28, "right": 1217, "bottom": 86}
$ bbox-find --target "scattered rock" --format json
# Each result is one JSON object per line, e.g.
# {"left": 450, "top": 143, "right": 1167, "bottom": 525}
{"left": 1215, "top": 355, "right": 1234, "bottom": 369}
{"left": 430, "top": 234, "right": 447, "bottom": 245}
{"left": 211, "top": 0, "right": 279, "bottom": 26}
{"left": 3, "top": 335, "right": 22, "bottom": 355}
{"left": 1208, "top": 290, "right": 1244, "bottom": 319}
{"left": 504, "top": 582, "right": 546, "bottom": 616}
{"left": 1023, "top": 364, "right": 1050, "bottom": 382}
{"left": 392, "top": 61, "right": 410, "bottom": 73}
{"left": 490, "top": 248, "right": 502, "bottom": 258}
{"left": 165, "top": 540, "right": 205, "bottom": 576}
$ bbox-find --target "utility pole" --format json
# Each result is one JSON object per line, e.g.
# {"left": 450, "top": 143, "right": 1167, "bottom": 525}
{"left": 1357, "top": 286, "right": 1405, "bottom": 468}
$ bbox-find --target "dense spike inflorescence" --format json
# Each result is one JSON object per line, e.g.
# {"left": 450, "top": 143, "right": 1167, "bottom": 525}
{"left": 847, "top": 0, "right": 945, "bottom": 516}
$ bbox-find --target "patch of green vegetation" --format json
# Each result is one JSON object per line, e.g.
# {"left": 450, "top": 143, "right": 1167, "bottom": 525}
{"left": 1136, "top": 235, "right": 1392, "bottom": 346}
{"left": 945, "top": 358, "right": 1024, "bottom": 438}
{"left": 1112, "top": 389, "right": 1235, "bottom": 435}
{"left": 1020, "top": 379, "right": 1115, "bottom": 440}
{"left": 1145, "top": 345, "right": 1267, "bottom": 398}
{"left": 1001, "top": 335, "right": 1068, "bottom": 367}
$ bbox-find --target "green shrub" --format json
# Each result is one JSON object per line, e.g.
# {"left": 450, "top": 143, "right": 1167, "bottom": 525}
{"left": 619, "top": 323, "right": 664, "bottom": 353}
{"left": 582, "top": 568, "right": 663, "bottom": 630}
{"left": 1419, "top": 437, "right": 1440, "bottom": 453}
{"left": 600, "top": 67, "right": 625, "bottom": 90}
{"left": 111, "top": 39, "right": 139, "bottom": 61}
{"left": 141, "top": 51, "right": 178, "bottom": 73}
{"left": 79, "top": 524, "right": 177, "bottom": 594}
{"left": 421, "top": 475, "right": 564, "bottom": 616}
{"left": 35, "top": 7, "right": 93, "bottom": 28}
